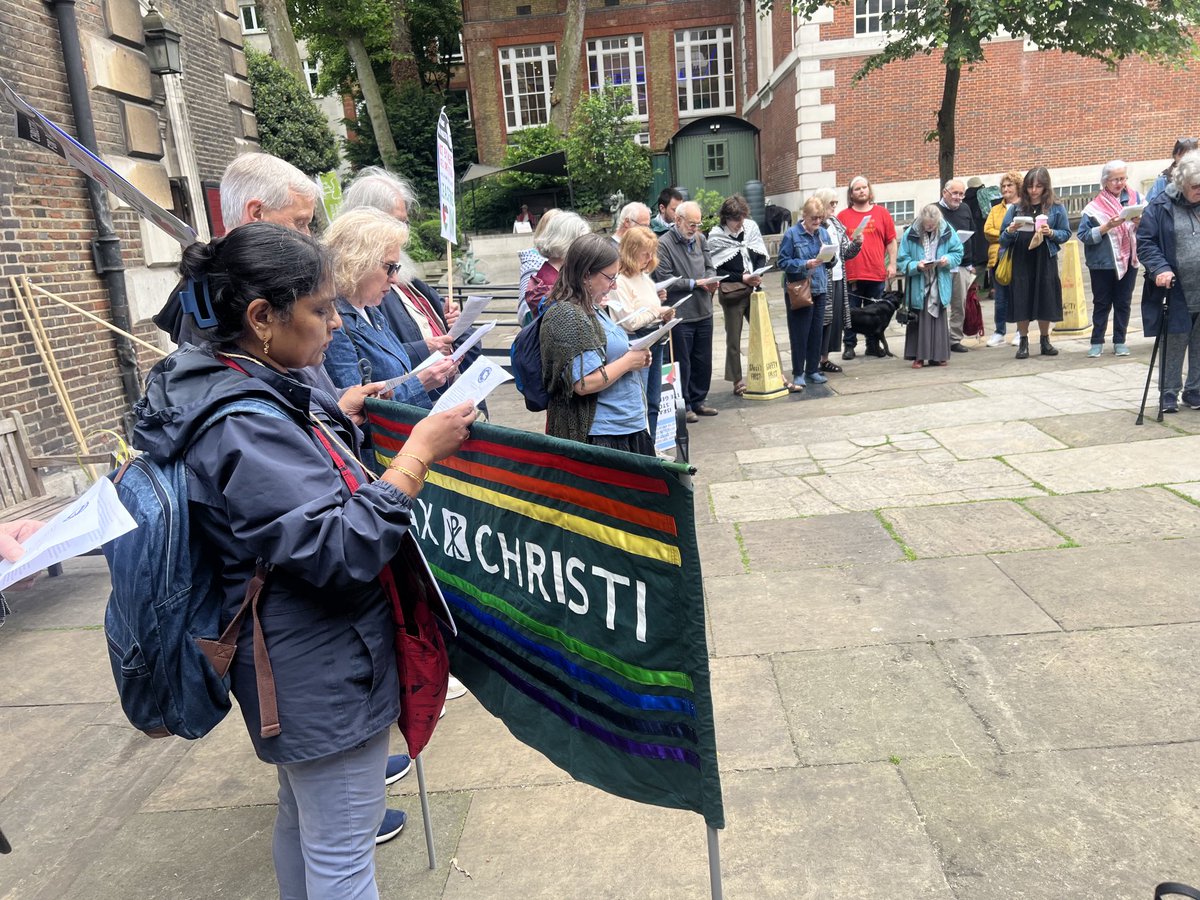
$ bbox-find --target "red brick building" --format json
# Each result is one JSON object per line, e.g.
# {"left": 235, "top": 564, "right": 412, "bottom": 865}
{"left": 0, "top": 0, "right": 253, "bottom": 467}
{"left": 463, "top": 0, "right": 1197, "bottom": 221}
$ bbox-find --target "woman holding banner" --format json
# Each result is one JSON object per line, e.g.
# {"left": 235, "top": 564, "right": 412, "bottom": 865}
{"left": 133, "top": 222, "right": 476, "bottom": 898}
{"left": 541, "top": 233, "right": 655, "bottom": 453}
{"left": 322, "top": 208, "right": 457, "bottom": 406}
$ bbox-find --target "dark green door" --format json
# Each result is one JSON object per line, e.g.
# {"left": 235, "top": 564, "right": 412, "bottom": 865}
{"left": 671, "top": 129, "right": 757, "bottom": 201}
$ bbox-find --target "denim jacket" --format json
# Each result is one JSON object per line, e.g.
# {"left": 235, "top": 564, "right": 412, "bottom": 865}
{"left": 778, "top": 223, "right": 832, "bottom": 296}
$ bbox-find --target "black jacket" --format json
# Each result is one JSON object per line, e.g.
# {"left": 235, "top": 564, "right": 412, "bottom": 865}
{"left": 134, "top": 346, "right": 407, "bottom": 763}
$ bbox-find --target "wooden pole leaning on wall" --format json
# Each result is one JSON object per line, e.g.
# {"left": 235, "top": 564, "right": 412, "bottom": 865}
{"left": 23, "top": 276, "right": 167, "bottom": 358}
{"left": 9, "top": 275, "right": 97, "bottom": 480}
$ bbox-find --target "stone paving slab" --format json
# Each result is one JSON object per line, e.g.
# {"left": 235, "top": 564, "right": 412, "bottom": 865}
{"left": 737, "top": 381, "right": 980, "bottom": 423}
{"left": 694, "top": 522, "right": 747, "bottom": 578}
{"left": 708, "top": 476, "right": 842, "bottom": 522}
{"left": 705, "top": 557, "right": 1060, "bottom": 657}
{"left": 935, "top": 624, "right": 1200, "bottom": 753}
{"left": 902, "top": 743, "right": 1200, "bottom": 900}
{"left": 442, "top": 781, "right": 710, "bottom": 898}
{"left": 880, "top": 501, "right": 1065, "bottom": 557}
{"left": 738, "top": 511, "right": 904, "bottom": 571}
{"left": 751, "top": 394, "right": 1063, "bottom": 448}
{"left": 708, "top": 655, "right": 798, "bottom": 771}
{"left": 1023, "top": 487, "right": 1200, "bottom": 545}
{"left": 1005, "top": 434, "right": 1200, "bottom": 493}
{"left": 1027, "top": 409, "right": 1177, "bottom": 448}
{"left": 928, "top": 420, "right": 1067, "bottom": 459}
{"left": 988, "top": 538, "right": 1200, "bottom": 630}
{"left": 1, "top": 557, "right": 109, "bottom": 629}
{"left": 1167, "top": 481, "right": 1200, "bottom": 503}
{"left": 773, "top": 643, "right": 993, "bottom": 765}
{"left": 0, "top": 627, "right": 114, "bottom": 705}
{"left": 806, "top": 457, "right": 1043, "bottom": 511}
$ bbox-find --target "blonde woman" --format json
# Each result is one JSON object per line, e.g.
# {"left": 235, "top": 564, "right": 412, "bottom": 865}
{"left": 323, "top": 208, "right": 457, "bottom": 405}
{"left": 611, "top": 226, "right": 675, "bottom": 436}
{"left": 983, "top": 170, "right": 1022, "bottom": 346}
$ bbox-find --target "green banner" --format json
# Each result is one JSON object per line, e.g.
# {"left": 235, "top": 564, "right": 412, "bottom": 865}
{"left": 366, "top": 400, "right": 724, "bottom": 828}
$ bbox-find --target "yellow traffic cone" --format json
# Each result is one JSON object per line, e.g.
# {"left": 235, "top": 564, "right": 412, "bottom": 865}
{"left": 743, "top": 289, "right": 789, "bottom": 401}
{"left": 1054, "top": 237, "right": 1091, "bottom": 335}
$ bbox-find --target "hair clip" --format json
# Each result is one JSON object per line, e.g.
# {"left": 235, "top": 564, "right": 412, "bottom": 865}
{"left": 178, "top": 277, "right": 217, "bottom": 329}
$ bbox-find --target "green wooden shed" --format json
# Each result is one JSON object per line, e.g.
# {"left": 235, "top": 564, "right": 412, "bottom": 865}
{"left": 667, "top": 115, "right": 760, "bottom": 203}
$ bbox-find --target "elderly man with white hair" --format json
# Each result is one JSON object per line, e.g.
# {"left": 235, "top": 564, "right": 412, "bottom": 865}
{"left": 613, "top": 202, "right": 651, "bottom": 243}
{"left": 936, "top": 177, "right": 976, "bottom": 352}
{"left": 655, "top": 200, "right": 719, "bottom": 421}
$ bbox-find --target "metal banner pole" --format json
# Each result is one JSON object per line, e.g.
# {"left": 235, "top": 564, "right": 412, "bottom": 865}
{"left": 415, "top": 755, "right": 437, "bottom": 869}
{"left": 706, "top": 824, "right": 724, "bottom": 900}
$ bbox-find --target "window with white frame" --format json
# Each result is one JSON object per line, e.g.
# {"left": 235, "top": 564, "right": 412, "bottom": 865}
{"left": 880, "top": 199, "right": 914, "bottom": 226}
{"left": 239, "top": 1, "right": 264, "bottom": 34}
{"left": 675, "top": 27, "right": 735, "bottom": 115}
{"left": 854, "top": 0, "right": 911, "bottom": 35}
{"left": 499, "top": 44, "right": 557, "bottom": 131}
{"left": 587, "top": 36, "right": 648, "bottom": 145}
{"left": 302, "top": 59, "right": 320, "bottom": 96}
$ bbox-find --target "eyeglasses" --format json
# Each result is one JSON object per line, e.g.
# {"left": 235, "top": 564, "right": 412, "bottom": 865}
{"left": 594, "top": 270, "right": 618, "bottom": 286}
{"left": 381, "top": 261, "right": 401, "bottom": 277}
{"left": 681, "top": 218, "right": 702, "bottom": 227}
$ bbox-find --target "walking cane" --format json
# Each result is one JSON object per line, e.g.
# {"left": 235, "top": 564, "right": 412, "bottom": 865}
{"left": 1136, "top": 277, "right": 1174, "bottom": 425}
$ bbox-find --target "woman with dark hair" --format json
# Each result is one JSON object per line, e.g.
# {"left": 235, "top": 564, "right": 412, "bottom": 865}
{"left": 540, "top": 233, "right": 655, "bottom": 452}
{"left": 999, "top": 167, "right": 1071, "bottom": 359}
{"left": 132, "top": 222, "right": 476, "bottom": 897}
{"left": 709, "top": 194, "right": 768, "bottom": 396}
{"left": 1148, "top": 138, "right": 1198, "bottom": 201}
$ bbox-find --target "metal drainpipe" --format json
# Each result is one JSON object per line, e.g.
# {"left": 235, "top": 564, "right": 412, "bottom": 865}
{"left": 47, "top": 0, "right": 143, "bottom": 417}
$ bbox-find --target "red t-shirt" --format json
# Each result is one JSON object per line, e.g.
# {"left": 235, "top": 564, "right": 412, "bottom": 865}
{"left": 837, "top": 205, "right": 897, "bottom": 282}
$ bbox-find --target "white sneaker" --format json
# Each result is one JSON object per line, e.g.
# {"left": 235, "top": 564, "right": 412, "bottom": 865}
{"left": 986, "top": 332, "right": 1005, "bottom": 348}
{"left": 446, "top": 675, "right": 468, "bottom": 700}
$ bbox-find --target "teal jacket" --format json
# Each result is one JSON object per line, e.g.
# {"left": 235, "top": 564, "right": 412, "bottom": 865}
{"left": 897, "top": 221, "right": 963, "bottom": 310}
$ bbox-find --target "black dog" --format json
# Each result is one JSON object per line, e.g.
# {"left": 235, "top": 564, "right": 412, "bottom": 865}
{"left": 849, "top": 290, "right": 902, "bottom": 358}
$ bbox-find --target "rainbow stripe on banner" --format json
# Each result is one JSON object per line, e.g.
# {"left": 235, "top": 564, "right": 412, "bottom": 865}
{"left": 366, "top": 400, "right": 724, "bottom": 829}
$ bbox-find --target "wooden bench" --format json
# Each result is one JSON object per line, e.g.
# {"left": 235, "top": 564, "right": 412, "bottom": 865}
{"left": 1, "top": 411, "right": 111, "bottom": 575}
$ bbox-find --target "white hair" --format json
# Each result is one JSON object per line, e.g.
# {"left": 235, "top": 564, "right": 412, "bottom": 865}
{"left": 1174, "top": 150, "right": 1200, "bottom": 191}
{"left": 942, "top": 178, "right": 965, "bottom": 193}
{"left": 341, "top": 166, "right": 419, "bottom": 218}
{"left": 676, "top": 200, "right": 701, "bottom": 221}
{"left": 616, "top": 202, "right": 650, "bottom": 229}
{"left": 534, "top": 211, "right": 590, "bottom": 260}
{"left": 1100, "top": 160, "right": 1128, "bottom": 183}
{"left": 220, "top": 152, "right": 318, "bottom": 227}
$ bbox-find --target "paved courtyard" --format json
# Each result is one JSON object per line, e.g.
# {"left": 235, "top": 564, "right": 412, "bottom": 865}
{"left": 3, "top": 301, "right": 1199, "bottom": 899}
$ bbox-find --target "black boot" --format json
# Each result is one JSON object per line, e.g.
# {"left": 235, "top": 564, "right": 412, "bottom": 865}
{"left": 1040, "top": 335, "right": 1058, "bottom": 356}
{"left": 1015, "top": 336, "right": 1029, "bottom": 359}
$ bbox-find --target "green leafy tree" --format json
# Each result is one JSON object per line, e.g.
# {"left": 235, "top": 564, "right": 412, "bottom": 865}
{"left": 564, "top": 86, "right": 650, "bottom": 214}
{"left": 763, "top": 0, "right": 1200, "bottom": 184}
{"left": 246, "top": 48, "right": 339, "bottom": 176}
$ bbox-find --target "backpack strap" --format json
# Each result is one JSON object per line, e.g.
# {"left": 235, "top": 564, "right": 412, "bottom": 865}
{"left": 191, "top": 396, "right": 292, "bottom": 739}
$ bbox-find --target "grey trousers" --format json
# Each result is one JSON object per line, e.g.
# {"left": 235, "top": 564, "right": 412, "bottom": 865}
{"left": 1163, "top": 311, "right": 1200, "bottom": 398}
{"left": 948, "top": 267, "right": 972, "bottom": 343}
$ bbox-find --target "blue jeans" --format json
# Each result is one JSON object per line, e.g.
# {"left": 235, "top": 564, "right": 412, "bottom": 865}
{"left": 991, "top": 269, "right": 1009, "bottom": 335}
{"left": 671, "top": 316, "right": 713, "bottom": 410}
{"left": 273, "top": 728, "right": 390, "bottom": 900}
{"left": 787, "top": 294, "right": 827, "bottom": 379}
{"left": 843, "top": 279, "right": 885, "bottom": 348}
{"left": 1088, "top": 267, "right": 1137, "bottom": 346}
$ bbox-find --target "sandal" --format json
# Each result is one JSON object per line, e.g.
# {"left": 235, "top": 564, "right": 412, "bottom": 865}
{"left": 911, "top": 360, "right": 924, "bottom": 369}
{"left": 733, "top": 381, "right": 747, "bottom": 397}
{"left": 786, "top": 382, "right": 805, "bottom": 394}
{"left": 819, "top": 361, "right": 842, "bottom": 374}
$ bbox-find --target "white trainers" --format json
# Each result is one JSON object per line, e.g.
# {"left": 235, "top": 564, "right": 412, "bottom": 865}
{"left": 446, "top": 675, "right": 468, "bottom": 701}
{"left": 986, "top": 332, "right": 1005, "bottom": 348}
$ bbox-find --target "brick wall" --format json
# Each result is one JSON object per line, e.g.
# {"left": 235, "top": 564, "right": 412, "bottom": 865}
{"left": 464, "top": 0, "right": 741, "bottom": 163}
{"left": 0, "top": 0, "right": 250, "bottom": 465}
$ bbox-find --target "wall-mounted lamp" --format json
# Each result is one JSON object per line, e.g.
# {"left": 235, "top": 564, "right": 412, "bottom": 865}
{"left": 143, "top": 1, "right": 183, "bottom": 76}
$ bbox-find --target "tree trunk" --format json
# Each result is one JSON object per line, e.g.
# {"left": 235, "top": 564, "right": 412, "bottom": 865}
{"left": 936, "top": 62, "right": 960, "bottom": 187}
{"left": 390, "top": 0, "right": 422, "bottom": 89}
{"left": 258, "top": 0, "right": 306, "bottom": 84}
{"left": 346, "top": 33, "right": 400, "bottom": 167}
{"left": 548, "top": 0, "right": 586, "bottom": 132}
